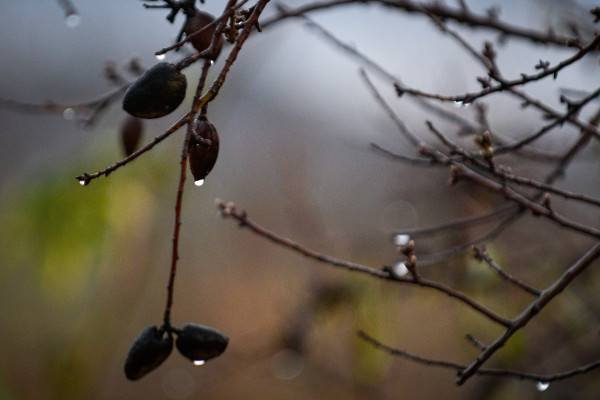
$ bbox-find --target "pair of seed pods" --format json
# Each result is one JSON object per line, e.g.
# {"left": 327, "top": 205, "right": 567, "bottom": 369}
{"left": 125, "top": 323, "right": 229, "bottom": 380}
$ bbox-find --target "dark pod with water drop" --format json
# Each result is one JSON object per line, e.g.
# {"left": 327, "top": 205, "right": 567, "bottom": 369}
{"left": 124, "top": 325, "right": 173, "bottom": 380}
{"left": 175, "top": 323, "right": 228, "bottom": 363}
{"left": 188, "top": 117, "right": 219, "bottom": 184}
{"left": 123, "top": 62, "right": 187, "bottom": 119}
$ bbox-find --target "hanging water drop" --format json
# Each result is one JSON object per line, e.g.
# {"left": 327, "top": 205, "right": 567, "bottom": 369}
{"left": 193, "top": 360, "right": 205, "bottom": 366}
{"left": 79, "top": 180, "right": 87, "bottom": 186}
{"left": 393, "top": 234, "right": 411, "bottom": 246}
{"left": 536, "top": 381, "right": 550, "bottom": 392}
{"left": 65, "top": 13, "right": 81, "bottom": 28}
{"left": 156, "top": 53, "right": 166, "bottom": 61}
{"left": 194, "top": 179, "right": 205, "bottom": 187}
{"left": 63, "top": 107, "right": 75, "bottom": 120}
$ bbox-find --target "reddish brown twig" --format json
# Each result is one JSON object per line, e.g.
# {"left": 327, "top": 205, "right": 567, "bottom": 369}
{"left": 457, "top": 240, "right": 600, "bottom": 384}
{"left": 215, "top": 199, "right": 511, "bottom": 327}
{"left": 358, "top": 330, "right": 600, "bottom": 383}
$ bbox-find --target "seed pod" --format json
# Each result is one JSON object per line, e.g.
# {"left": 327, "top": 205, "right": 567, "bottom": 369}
{"left": 124, "top": 325, "right": 173, "bottom": 380}
{"left": 175, "top": 323, "right": 228, "bottom": 363}
{"left": 123, "top": 62, "right": 187, "bottom": 119}
{"left": 183, "top": 11, "right": 223, "bottom": 58}
{"left": 188, "top": 117, "right": 219, "bottom": 184}
{"left": 120, "top": 114, "right": 143, "bottom": 156}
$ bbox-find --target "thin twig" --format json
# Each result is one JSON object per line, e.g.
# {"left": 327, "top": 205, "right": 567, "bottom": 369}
{"left": 216, "top": 199, "right": 511, "bottom": 327}
{"left": 472, "top": 246, "right": 541, "bottom": 296}
{"left": 457, "top": 241, "right": 600, "bottom": 384}
{"left": 75, "top": 115, "right": 190, "bottom": 185}
{"left": 163, "top": 58, "right": 212, "bottom": 327}
{"left": 358, "top": 330, "right": 600, "bottom": 383}
{"left": 359, "top": 69, "right": 422, "bottom": 146}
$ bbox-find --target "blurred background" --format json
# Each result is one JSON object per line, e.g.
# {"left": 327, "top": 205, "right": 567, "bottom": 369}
{"left": 1, "top": 0, "right": 600, "bottom": 399}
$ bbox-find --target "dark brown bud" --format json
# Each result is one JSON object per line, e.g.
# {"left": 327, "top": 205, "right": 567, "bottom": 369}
{"left": 188, "top": 117, "right": 219, "bottom": 185}
{"left": 123, "top": 62, "right": 187, "bottom": 119}
{"left": 124, "top": 325, "right": 173, "bottom": 380}
{"left": 183, "top": 11, "right": 223, "bottom": 59}
{"left": 175, "top": 323, "right": 228, "bottom": 364}
{"left": 120, "top": 114, "right": 143, "bottom": 156}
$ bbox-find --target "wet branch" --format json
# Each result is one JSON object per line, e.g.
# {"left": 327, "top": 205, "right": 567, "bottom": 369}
{"left": 358, "top": 330, "right": 600, "bottom": 383}
{"left": 457, "top": 240, "right": 600, "bottom": 384}
{"left": 215, "top": 199, "right": 511, "bottom": 327}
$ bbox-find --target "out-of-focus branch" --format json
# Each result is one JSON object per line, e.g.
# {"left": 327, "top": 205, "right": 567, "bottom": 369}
{"left": 55, "top": 0, "right": 78, "bottom": 20}
{"left": 358, "top": 330, "right": 600, "bottom": 383}
{"left": 457, "top": 240, "right": 600, "bottom": 384}
{"left": 264, "top": 0, "right": 583, "bottom": 48}
{"left": 0, "top": 84, "right": 129, "bottom": 128}
{"left": 472, "top": 246, "right": 541, "bottom": 296}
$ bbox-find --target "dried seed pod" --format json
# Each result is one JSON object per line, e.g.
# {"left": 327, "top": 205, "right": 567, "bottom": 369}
{"left": 123, "top": 62, "right": 187, "bottom": 119}
{"left": 120, "top": 114, "right": 143, "bottom": 156}
{"left": 183, "top": 11, "right": 223, "bottom": 58}
{"left": 188, "top": 117, "right": 219, "bottom": 185}
{"left": 124, "top": 325, "right": 173, "bottom": 380}
{"left": 175, "top": 323, "right": 228, "bottom": 363}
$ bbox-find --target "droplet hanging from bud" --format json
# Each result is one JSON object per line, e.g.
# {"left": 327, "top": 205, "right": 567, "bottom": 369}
{"left": 123, "top": 62, "right": 187, "bottom": 119}
{"left": 124, "top": 325, "right": 173, "bottom": 380}
{"left": 120, "top": 114, "right": 144, "bottom": 156}
{"left": 188, "top": 117, "right": 219, "bottom": 184}
{"left": 175, "top": 323, "right": 228, "bottom": 364}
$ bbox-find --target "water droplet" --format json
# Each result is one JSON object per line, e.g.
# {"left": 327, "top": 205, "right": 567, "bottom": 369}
{"left": 156, "top": 53, "right": 166, "bottom": 61}
{"left": 536, "top": 381, "right": 550, "bottom": 391}
{"left": 193, "top": 360, "right": 205, "bottom": 366}
{"left": 65, "top": 13, "right": 81, "bottom": 28}
{"left": 63, "top": 107, "right": 75, "bottom": 120}
{"left": 393, "top": 234, "right": 411, "bottom": 246}
{"left": 393, "top": 261, "right": 409, "bottom": 277}
{"left": 79, "top": 180, "right": 87, "bottom": 186}
{"left": 194, "top": 179, "right": 204, "bottom": 187}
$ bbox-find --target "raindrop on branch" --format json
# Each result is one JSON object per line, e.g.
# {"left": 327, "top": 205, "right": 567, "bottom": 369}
{"left": 194, "top": 179, "right": 204, "bottom": 187}
{"left": 63, "top": 107, "right": 75, "bottom": 120}
{"left": 192, "top": 360, "right": 205, "bottom": 366}
{"left": 156, "top": 54, "right": 166, "bottom": 61}
{"left": 536, "top": 381, "right": 550, "bottom": 392}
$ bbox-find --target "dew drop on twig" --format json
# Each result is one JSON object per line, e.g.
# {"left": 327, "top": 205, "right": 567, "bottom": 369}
{"left": 194, "top": 179, "right": 205, "bottom": 187}
{"left": 65, "top": 13, "right": 81, "bottom": 28}
{"left": 156, "top": 54, "right": 166, "bottom": 61}
{"left": 78, "top": 180, "right": 87, "bottom": 186}
{"left": 536, "top": 381, "right": 550, "bottom": 392}
{"left": 192, "top": 360, "right": 205, "bottom": 366}
{"left": 63, "top": 107, "right": 75, "bottom": 120}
